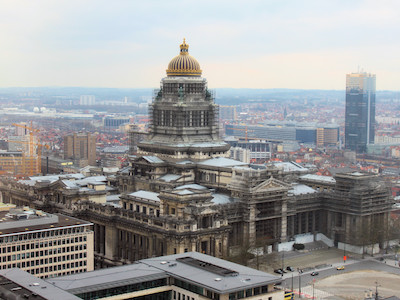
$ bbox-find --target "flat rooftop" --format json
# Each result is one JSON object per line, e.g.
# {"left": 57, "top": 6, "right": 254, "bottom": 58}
{"left": 0, "top": 207, "right": 92, "bottom": 236}
{"left": 48, "top": 262, "right": 167, "bottom": 295}
{"left": 49, "top": 252, "right": 281, "bottom": 295}
{"left": 141, "top": 252, "right": 281, "bottom": 293}
{"left": 0, "top": 268, "right": 80, "bottom": 300}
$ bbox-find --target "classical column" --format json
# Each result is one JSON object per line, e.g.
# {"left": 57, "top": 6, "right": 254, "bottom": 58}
{"left": 100, "top": 225, "right": 105, "bottom": 255}
{"left": 312, "top": 211, "right": 316, "bottom": 233}
{"left": 298, "top": 213, "right": 302, "bottom": 234}
{"left": 248, "top": 204, "right": 256, "bottom": 246}
{"left": 94, "top": 224, "right": 100, "bottom": 253}
{"left": 291, "top": 216, "right": 295, "bottom": 237}
{"left": 305, "top": 212, "right": 309, "bottom": 233}
{"left": 105, "top": 225, "right": 118, "bottom": 263}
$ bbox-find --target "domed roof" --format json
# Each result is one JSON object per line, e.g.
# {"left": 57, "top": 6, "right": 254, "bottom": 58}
{"left": 166, "top": 39, "right": 202, "bottom": 77}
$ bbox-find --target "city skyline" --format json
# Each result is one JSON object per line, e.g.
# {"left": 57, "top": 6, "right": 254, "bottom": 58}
{"left": 1, "top": 0, "right": 399, "bottom": 90}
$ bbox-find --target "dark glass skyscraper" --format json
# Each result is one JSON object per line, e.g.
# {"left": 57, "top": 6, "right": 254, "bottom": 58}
{"left": 344, "top": 72, "right": 376, "bottom": 153}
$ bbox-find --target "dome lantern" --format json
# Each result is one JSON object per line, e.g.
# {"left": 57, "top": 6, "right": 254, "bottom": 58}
{"left": 166, "top": 39, "right": 202, "bottom": 77}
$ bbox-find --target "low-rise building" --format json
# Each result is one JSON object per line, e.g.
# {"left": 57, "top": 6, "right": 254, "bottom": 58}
{"left": 0, "top": 252, "right": 282, "bottom": 300}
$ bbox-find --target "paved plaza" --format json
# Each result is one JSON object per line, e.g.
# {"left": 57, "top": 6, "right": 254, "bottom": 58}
{"left": 257, "top": 247, "right": 400, "bottom": 299}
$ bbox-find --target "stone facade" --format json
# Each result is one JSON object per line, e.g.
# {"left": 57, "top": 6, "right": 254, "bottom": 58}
{"left": 0, "top": 41, "right": 394, "bottom": 268}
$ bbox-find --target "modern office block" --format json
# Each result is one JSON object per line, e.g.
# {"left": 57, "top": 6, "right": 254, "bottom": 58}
{"left": 345, "top": 72, "right": 376, "bottom": 152}
{"left": 0, "top": 204, "right": 94, "bottom": 278}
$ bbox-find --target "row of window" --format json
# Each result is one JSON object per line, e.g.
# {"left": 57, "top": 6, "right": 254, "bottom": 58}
{"left": 122, "top": 202, "right": 160, "bottom": 217}
{"left": 173, "top": 291, "right": 196, "bottom": 300}
{"left": 154, "top": 110, "right": 211, "bottom": 128}
{"left": 228, "top": 286, "right": 270, "bottom": 300}
{"left": 0, "top": 237, "right": 87, "bottom": 252}
{"left": 1, "top": 259, "right": 87, "bottom": 270}
{"left": 174, "top": 278, "right": 271, "bottom": 300}
{"left": 1, "top": 251, "right": 87, "bottom": 263}
{"left": 162, "top": 83, "right": 205, "bottom": 94}
{"left": 76, "top": 278, "right": 167, "bottom": 300}
{"left": 0, "top": 228, "right": 88, "bottom": 243}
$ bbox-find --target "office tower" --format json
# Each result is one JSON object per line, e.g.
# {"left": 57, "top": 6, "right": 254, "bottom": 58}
{"left": 79, "top": 95, "right": 96, "bottom": 106}
{"left": 345, "top": 72, "right": 376, "bottom": 152}
{"left": 0, "top": 204, "right": 94, "bottom": 278}
{"left": 64, "top": 132, "right": 96, "bottom": 167}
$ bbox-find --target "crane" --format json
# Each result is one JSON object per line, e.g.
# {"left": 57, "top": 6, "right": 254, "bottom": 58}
{"left": 12, "top": 122, "right": 39, "bottom": 156}
{"left": 228, "top": 126, "right": 254, "bottom": 142}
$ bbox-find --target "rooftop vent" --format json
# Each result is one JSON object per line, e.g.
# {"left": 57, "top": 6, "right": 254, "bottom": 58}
{"left": 176, "top": 257, "right": 239, "bottom": 277}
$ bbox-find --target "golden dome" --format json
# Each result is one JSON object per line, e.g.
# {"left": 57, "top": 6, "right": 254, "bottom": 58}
{"left": 166, "top": 39, "right": 202, "bottom": 77}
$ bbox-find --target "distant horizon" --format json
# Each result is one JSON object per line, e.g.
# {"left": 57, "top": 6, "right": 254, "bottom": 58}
{"left": 1, "top": 86, "right": 400, "bottom": 92}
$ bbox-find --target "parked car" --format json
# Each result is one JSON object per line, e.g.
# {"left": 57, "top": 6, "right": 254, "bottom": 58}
{"left": 337, "top": 266, "right": 345, "bottom": 270}
{"left": 286, "top": 266, "right": 295, "bottom": 272}
{"left": 274, "top": 269, "right": 283, "bottom": 275}
{"left": 280, "top": 268, "right": 287, "bottom": 273}
{"left": 310, "top": 272, "right": 319, "bottom": 276}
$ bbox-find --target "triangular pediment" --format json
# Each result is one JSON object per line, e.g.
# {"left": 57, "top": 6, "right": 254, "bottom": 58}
{"left": 47, "top": 179, "right": 65, "bottom": 189}
{"left": 199, "top": 207, "right": 217, "bottom": 215}
{"left": 251, "top": 177, "right": 290, "bottom": 193}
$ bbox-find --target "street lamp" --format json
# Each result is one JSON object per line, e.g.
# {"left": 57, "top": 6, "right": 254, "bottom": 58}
{"left": 298, "top": 269, "right": 302, "bottom": 297}
{"left": 291, "top": 273, "right": 294, "bottom": 292}
{"left": 375, "top": 281, "right": 381, "bottom": 300}
{"left": 312, "top": 279, "right": 315, "bottom": 299}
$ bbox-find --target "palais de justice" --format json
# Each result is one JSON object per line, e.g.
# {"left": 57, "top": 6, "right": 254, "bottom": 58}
{"left": 0, "top": 40, "right": 393, "bottom": 267}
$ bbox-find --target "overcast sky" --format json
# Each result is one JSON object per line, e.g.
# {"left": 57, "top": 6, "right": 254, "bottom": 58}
{"left": 1, "top": 0, "right": 399, "bottom": 90}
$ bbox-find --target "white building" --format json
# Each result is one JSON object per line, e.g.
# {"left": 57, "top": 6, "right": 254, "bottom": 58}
{"left": 80, "top": 95, "right": 96, "bottom": 106}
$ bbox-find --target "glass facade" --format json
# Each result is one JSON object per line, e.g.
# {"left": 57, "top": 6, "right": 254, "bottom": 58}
{"left": 76, "top": 278, "right": 168, "bottom": 300}
{"left": 345, "top": 72, "right": 376, "bottom": 153}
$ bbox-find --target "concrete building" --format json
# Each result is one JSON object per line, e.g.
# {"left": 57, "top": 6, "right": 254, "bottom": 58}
{"left": 345, "top": 72, "right": 376, "bottom": 153}
{"left": 225, "top": 123, "right": 339, "bottom": 146}
{"left": 226, "top": 139, "right": 272, "bottom": 162}
{"left": 104, "top": 116, "right": 130, "bottom": 129}
{"left": 79, "top": 95, "right": 96, "bottom": 106}
{"left": 0, "top": 252, "right": 283, "bottom": 300}
{"left": 230, "top": 147, "right": 250, "bottom": 163}
{"left": 323, "top": 172, "right": 392, "bottom": 254}
{"left": 0, "top": 204, "right": 94, "bottom": 279}
{"left": 0, "top": 151, "right": 39, "bottom": 177}
{"left": 64, "top": 132, "right": 96, "bottom": 167}
{"left": 316, "top": 126, "right": 339, "bottom": 148}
